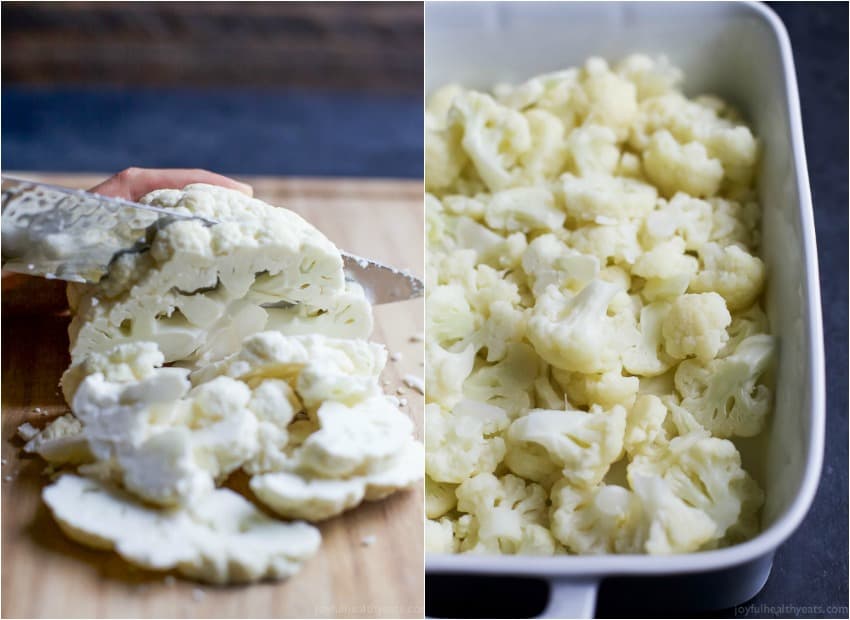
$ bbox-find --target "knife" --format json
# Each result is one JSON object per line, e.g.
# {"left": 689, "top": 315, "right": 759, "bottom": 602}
{"left": 0, "top": 175, "right": 422, "bottom": 304}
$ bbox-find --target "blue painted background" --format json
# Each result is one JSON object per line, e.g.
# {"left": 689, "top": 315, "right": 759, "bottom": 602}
{"left": 1, "top": 87, "right": 422, "bottom": 178}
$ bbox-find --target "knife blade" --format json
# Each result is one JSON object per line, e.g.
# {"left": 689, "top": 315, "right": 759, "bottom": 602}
{"left": 0, "top": 176, "right": 423, "bottom": 305}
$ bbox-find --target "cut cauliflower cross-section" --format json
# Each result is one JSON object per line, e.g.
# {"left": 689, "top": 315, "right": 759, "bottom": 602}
{"left": 675, "top": 334, "right": 776, "bottom": 437}
{"left": 68, "top": 184, "right": 360, "bottom": 366}
{"left": 43, "top": 474, "right": 321, "bottom": 584}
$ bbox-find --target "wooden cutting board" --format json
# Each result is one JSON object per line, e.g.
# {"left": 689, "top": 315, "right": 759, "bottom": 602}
{"left": 1, "top": 173, "right": 424, "bottom": 619}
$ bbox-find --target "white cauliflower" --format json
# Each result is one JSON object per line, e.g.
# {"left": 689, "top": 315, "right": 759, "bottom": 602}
{"left": 506, "top": 405, "right": 625, "bottom": 488}
{"left": 455, "top": 473, "right": 555, "bottom": 555}
{"left": 662, "top": 292, "right": 732, "bottom": 362}
{"left": 690, "top": 243, "right": 766, "bottom": 311}
{"left": 527, "top": 280, "right": 623, "bottom": 374}
{"left": 425, "top": 401, "right": 509, "bottom": 484}
{"left": 551, "top": 481, "right": 642, "bottom": 554}
{"left": 426, "top": 53, "right": 772, "bottom": 557}
{"left": 642, "top": 130, "right": 724, "bottom": 198}
{"left": 451, "top": 91, "right": 532, "bottom": 191}
{"left": 674, "top": 335, "right": 775, "bottom": 437}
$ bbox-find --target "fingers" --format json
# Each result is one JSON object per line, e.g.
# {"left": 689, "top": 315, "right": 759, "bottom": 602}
{"left": 88, "top": 167, "right": 253, "bottom": 201}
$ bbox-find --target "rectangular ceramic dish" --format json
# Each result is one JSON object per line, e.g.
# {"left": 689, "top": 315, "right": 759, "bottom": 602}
{"left": 425, "top": 2, "right": 825, "bottom": 616}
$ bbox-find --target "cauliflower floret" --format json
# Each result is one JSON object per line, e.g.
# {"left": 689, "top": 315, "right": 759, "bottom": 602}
{"left": 623, "top": 395, "right": 668, "bottom": 458}
{"left": 450, "top": 92, "right": 532, "bottom": 191}
{"left": 425, "top": 401, "right": 509, "bottom": 484}
{"left": 629, "top": 431, "right": 764, "bottom": 540}
{"left": 630, "top": 474, "right": 717, "bottom": 554}
{"left": 552, "top": 365, "right": 639, "bottom": 410}
{"left": 426, "top": 518, "right": 458, "bottom": 553}
{"left": 484, "top": 187, "right": 566, "bottom": 233}
{"left": 518, "top": 108, "right": 569, "bottom": 183}
{"left": 463, "top": 344, "right": 540, "bottom": 417}
{"left": 506, "top": 405, "right": 625, "bottom": 488}
{"left": 622, "top": 302, "right": 675, "bottom": 376}
{"left": 662, "top": 292, "right": 731, "bottom": 362}
{"left": 527, "top": 280, "right": 623, "bottom": 374}
{"left": 580, "top": 58, "right": 639, "bottom": 139}
{"left": 560, "top": 172, "right": 657, "bottom": 224}
{"left": 425, "top": 342, "right": 476, "bottom": 410}
{"left": 632, "top": 237, "right": 699, "bottom": 302}
{"left": 642, "top": 130, "right": 724, "bottom": 198}
{"left": 426, "top": 476, "right": 458, "bottom": 519}
{"left": 642, "top": 193, "right": 713, "bottom": 251}
{"left": 690, "top": 243, "right": 766, "bottom": 311}
{"left": 455, "top": 473, "right": 554, "bottom": 555}
{"left": 521, "top": 234, "right": 599, "bottom": 298}
{"left": 615, "top": 54, "right": 683, "bottom": 100}
{"left": 426, "top": 283, "right": 477, "bottom": 347}
{"left": 674, "top": 334, "right": 775, "bottom": 437}
{"left": 551, "top": 481, "right": 642, "bottom": 554}
{"left": 566, "top": 124, "right": 620, "bottom": 176}
{"left": 494, "top": 69, "right": 583, "bottom": 125}
{"left": 708, "top": 197, "right": 761, "bottom": 249}
{"left": 568, "top": 221, "right": 643, "bottom": 266}
{"left": 720, "top": 304, "right": 770, "bottom": 357}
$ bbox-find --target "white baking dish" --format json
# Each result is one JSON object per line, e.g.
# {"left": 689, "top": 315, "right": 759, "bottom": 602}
{"left": 424, "top": 2, "right": 825, "bottom": 617}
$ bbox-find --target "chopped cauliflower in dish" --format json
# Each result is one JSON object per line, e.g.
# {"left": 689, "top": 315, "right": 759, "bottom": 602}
{"left": 426, "top": 55, "right": 773, "bottom": 555}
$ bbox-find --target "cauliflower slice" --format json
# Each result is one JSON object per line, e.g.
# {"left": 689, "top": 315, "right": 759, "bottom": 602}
{"left": 43, "top": 474, "right": 320, "bottom": 584}
{"left": 250, "top": 440, "right": 422, "bottom": 521}
{"left": 425, "top": 400, "right": 509, "bottom": 484}
{"left": 68, "top": 184, "right": 351, "bottom": 366}
{"left": 506, "top": 405, "right": 625, "bottom": 488}
{"left": 690, "top": 243, "right": 766, "bottom": 311}
{"left": 527, "top": 280, "right": 623, "bottom": 374}
{"left": 23, "top": 414, "right": 92, "bottom": 465}
{"left": 642, "top": 130, "right": 724, "bottom": 198}
{"left": 455, "top": 473, "right": 555, "bottom": 555}
{"left": 674, "top": 334, "right": 776, "bottom": 437}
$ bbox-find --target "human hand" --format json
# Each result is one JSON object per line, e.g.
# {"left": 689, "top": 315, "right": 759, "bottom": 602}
{"left": 3, "top": 168, "right": 252, "bottom": 314}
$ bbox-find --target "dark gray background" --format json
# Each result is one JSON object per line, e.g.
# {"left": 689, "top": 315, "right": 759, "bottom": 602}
{"left": 426, "top": 3, "right": 849, "bottom": 618}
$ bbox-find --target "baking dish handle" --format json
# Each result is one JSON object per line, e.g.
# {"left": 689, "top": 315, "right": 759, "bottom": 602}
{"left": 539, "top": 578, "right": 599, "bottom": 618}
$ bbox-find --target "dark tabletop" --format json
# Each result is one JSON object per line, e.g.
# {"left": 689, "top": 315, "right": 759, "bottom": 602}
{"left": 0, "top": 87, "right": 422, "bottom": 178}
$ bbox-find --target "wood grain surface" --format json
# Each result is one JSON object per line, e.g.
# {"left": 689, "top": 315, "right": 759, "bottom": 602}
{"left": 1, "top": 173, "right": 424, "bottom": 619}
{"left": 2, "top": 2, "right": 423, "bottom": 93}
